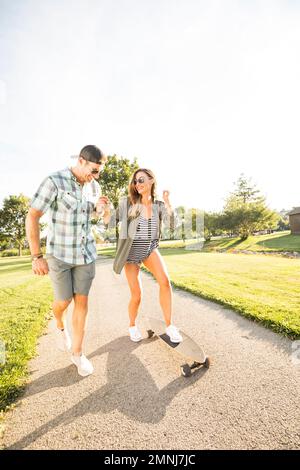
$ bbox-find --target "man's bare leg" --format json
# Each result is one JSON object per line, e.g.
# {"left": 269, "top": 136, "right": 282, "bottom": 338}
{"left": 72, "top": 294, "right": 89, "bottom": 355}
{"left": 52, "top": 299, "right": 72, "bottom": 329}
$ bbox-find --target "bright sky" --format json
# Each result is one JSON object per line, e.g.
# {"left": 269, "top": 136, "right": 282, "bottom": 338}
{"left": 0, "top": 0, "right": 299, "bottom": 212}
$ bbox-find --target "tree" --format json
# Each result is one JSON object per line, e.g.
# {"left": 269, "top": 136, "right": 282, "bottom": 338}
{"left": 229, "top": 173, "right": 260, "bottom": 204}
{"left": 0, "top": 194, "right": 30, "bottom": 256}
{"left": 277, "top": 209, "right": 290, "bottom": 231}
{"left": 95, "top": 154, "right": 139, "bottom": 239}
{"left": 223, "top": 174, "right": 279, "bottom": 239}
{"left": 204, "top": 212, "right": 223, "bottom": 241}
{"left": 98, "top": 154, "right": 139, "bottom": 210}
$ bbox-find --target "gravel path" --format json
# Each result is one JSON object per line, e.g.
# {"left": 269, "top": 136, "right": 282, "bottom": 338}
{"left": 2, "top": 257, "right": 300, "bottom": 450}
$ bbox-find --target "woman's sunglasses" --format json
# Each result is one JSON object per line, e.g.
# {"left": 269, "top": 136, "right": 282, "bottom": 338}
{"left": 133, "top": 177, "right": 145, "bottom": 185}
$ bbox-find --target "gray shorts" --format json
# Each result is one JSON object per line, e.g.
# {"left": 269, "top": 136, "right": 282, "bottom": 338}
{"left": 47, "top": 255, "right": 96, "bottom": 301}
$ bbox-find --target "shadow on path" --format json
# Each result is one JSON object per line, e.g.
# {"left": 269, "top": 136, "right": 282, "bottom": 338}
{"left": 6, "top": 336, "right": 207, "bottom": 449}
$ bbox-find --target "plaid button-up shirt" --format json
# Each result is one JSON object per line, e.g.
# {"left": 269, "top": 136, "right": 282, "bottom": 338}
{"left": 30, "top": 168, "right": 99, "bottom": 265}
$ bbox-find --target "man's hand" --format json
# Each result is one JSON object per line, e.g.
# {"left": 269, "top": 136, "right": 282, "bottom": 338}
{"left": 32, "top": 258, "right": 49, "bottom": 275}
{"left": 96, "top": 196, "right": 109, "bottom": 215}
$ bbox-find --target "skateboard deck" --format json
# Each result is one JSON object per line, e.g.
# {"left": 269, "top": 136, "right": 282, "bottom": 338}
{"left": 147, "top": 317, "right": 210, "bottom": 376}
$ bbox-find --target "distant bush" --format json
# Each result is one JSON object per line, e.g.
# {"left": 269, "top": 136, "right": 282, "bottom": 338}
{"left": 1, "top": 249, "right": 19, "bottom": 257}
{"left": 0, "top": 248, "right": 32, "bottom": 257}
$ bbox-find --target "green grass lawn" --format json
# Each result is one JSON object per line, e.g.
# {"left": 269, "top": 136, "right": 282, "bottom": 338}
{"left": 203, "top": 231, "right": 300, "bottom": 252}
{"left": 160, "top": 249, "right": 300, "bottom": 339}
{"left": 98, "top": 242, "right": 300, "bottom": 339}
{"left": 0, "top": 257, "right": 52, "bottom": 411}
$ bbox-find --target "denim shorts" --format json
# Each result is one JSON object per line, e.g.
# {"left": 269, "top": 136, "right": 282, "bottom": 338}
{"left": 47, "top": 255, "right": 96, "bottom": 301}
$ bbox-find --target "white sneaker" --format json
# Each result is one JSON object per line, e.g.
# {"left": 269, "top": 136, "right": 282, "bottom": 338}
{"left": 56, "top": 327, "right": 71, "bottom": 352}
{"left": 166, "top": 324, "right": 183, "bottom": 343}
{"left": 129, "top": 326, "right": 142, "bottom": 342}
{"left": 71, "top": 353, "right": 94, "bottom": 377}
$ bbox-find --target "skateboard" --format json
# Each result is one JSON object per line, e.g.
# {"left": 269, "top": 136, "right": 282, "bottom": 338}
{"left": 147, "top": 317, "right": 211, "bottom": 377}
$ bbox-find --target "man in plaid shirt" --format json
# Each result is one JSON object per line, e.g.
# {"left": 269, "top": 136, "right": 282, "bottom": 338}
{"left": 26, "top": 145, "right": 110, "bottom": 376}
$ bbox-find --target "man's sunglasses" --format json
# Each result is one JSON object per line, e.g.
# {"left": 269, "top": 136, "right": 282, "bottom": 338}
{"left": 133, "top": 177, "right": 145, "bottom": 185}
{"left": 89, "top": 162, "right": 105, "bottom": 174}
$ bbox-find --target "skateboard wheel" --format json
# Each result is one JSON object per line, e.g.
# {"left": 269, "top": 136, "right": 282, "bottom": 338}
{"left": 147, "top": 329, "right": 154, "bottom": 339}
{"left": 181, "top": 364, "right": 192, "bottom": 377}
{"left": 204, "top": 357, "right": 211, "bottom": 368}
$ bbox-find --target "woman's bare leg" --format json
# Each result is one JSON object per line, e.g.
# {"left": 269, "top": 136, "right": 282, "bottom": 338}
{"left": 124, "top": 263, "right": 142, "bottom": 326}
{"left": 143, "top": 249, "right": 172, "bottom": 326}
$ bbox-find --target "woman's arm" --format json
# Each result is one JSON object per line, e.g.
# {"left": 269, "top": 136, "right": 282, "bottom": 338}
{"left": 159, "top": 191, "right": 176, "bottom": 234}
{"left": 162, "top": 190, "right": 174, "bottom": 216}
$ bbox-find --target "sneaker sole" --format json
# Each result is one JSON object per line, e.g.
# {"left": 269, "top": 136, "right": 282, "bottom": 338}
{"left": 167, "top": 336, "right": 183, "bottom": 343}
{"left": 71, "top": 357, "right": 94, "bottom": 376}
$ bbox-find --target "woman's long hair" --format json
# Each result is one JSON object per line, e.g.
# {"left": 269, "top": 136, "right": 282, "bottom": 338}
{"left": 128, "top": 168, "right": 157, "bottom": 219}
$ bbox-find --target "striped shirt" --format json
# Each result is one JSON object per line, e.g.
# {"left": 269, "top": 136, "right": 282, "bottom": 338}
{"left": 30, "top": 168, "right": 99, "bottom": 265}
{"left": 127, "top": 214, "right": 159, "bottom": 264}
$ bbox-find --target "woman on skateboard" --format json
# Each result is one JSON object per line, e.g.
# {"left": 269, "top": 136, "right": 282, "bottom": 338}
{"left": 113, "top": 168, "right": 183, "bottom": 344}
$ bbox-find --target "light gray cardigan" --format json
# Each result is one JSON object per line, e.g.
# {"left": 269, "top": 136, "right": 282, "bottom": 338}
{"left": 113, "top": 197, "right": 174, "bottom": 274}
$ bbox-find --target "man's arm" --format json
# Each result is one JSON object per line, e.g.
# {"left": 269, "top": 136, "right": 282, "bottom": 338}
{"left": 25, "top": 208, "right": 49, "bottom": 275}
{"left": 95, "top": 196, "right": 111, "bottom": 224}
